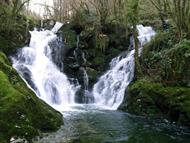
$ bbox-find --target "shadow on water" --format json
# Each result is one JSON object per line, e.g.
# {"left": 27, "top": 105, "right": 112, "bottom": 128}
{"left": 35, "top": 105, "right": 190, "bottom": 143}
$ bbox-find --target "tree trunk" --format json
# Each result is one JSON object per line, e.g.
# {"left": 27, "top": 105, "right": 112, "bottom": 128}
{"left": 133, "top": 24, "right": 143, "bottom": 79}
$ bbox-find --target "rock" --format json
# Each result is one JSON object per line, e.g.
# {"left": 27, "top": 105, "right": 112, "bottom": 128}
{"left": 69, "top": 63, "right": 80, "bottom": 70}
{"left": 42, "top": 19, "right": 56, "bottom": 30}
{"left": 60, "top": 22, "right": 130, "bottom": 97}
{"left": 71, "top": 24, "right": 84, "bottom": 35}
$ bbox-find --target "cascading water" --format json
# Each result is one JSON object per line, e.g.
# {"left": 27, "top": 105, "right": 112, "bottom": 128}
{"left": 12, "top": 22, "right": 79, "bottom": 111}
{"left": 12, "top": 23, "right": 155, "bottom": 111}
{"left": 92, "top": 25, "right": 156, "bottom": 110}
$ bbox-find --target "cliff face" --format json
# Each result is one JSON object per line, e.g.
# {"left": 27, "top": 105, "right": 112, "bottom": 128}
{"left": 0, "top": 52, "right": 63, "bottom": 143}
{"left": 60, "top": 23, "right": 130, "bottom": 103}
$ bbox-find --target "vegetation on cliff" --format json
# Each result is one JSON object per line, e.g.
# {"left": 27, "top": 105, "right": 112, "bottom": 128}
{"left": 0, "top": 0, "right": 37, "bottom": 55}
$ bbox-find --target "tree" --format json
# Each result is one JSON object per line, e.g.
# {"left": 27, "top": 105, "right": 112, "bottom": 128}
{"left": 150, "top": 0, "right": 169, "bottom": 30}
{"left": 167, "top": 0, "right": 190, "bottom": 38}
{"left": 53, "top": 0, "right": 71, "bottom": 22}
{"left": 124, "top": 0, "right": 143, "bottom": 79}
{"left": 150, "top": 0, "right": 190, "bottom": 38}
{"left": 12, "top": 0, "right": 30, "bottom": 16}
{"left": 0, "top": 0, "right": 33, "bottom": 54}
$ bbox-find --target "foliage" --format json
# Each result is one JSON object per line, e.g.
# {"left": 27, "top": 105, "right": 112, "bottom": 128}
{"left": 160, "top": 39, "right": 190, "bottom": 85}
{"left": 150, "top": 0, "right": 190, "bottom": 38}
{"left": 167, "top": 0, "right": 190, "bottom": 38}
{"left": 142, "top": 30, "right": 175, "bottom": 57}
{"left": 71, "top": 3, "right": 93, "bottom": 30}
{"left": 0, "top": 0, "right": 35, "bottom": 54}
{"left": 142, "top": 29, "right": 190, "bottom": 86}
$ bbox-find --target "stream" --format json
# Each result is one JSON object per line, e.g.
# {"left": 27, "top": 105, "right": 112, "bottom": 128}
{"left": 35, "top": 105, "right": 190, "bottom": 143}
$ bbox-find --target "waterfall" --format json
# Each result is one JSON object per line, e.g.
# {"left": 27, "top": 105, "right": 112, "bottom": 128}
{"left": 12, "top": 22, "right": 79, "bottom": 111}
{"left": 12, "top": 23, "right": 155, "bottom": 111}
{"left": 92, "top": 25, "right": 156, "bottom": 110}
{"left": 51, "top": 22, "right": 63, "bottom": 33}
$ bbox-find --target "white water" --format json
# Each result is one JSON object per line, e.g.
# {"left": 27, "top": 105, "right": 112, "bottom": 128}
{"left": 12, "top": 22, "right": 79, "bottom": 111}
{"left": 92, "top": 25, "right": 156, "bottom": 110}
{"left": 51, "top": 22, "right": 64, "bottom": 33}
{"left": 12, "top": 23, "right": 155, "bottom": 111}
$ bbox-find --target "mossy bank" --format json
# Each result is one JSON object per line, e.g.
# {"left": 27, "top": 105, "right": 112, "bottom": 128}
{"left": 0, "top": 52, "right": 63, "bottom": 143}
{"left": 120, "top": 79, "right": 190, "bottom": 126}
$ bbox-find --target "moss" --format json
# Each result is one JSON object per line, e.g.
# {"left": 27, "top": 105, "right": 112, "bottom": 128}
{"left": 107, "top": 48, "right": 121, "bottom": 58}
{"left": 61, "top": 24, "right": 77, "bottom": 48}
{"left": 93, "top": 57, "right": 105, "bottom": 66}
{"left": 0, "top": 36, "right": 11, "bottom": 54}
{"left": 0, "top": 52, "right": 63, "bottom": 142}
{"left": 121, "top": 79, "right": 190, "bottom": 126}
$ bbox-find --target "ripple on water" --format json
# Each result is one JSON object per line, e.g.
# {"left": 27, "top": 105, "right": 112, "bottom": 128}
{"left": 34, "top": 105, "right": 190, "bottom": 143}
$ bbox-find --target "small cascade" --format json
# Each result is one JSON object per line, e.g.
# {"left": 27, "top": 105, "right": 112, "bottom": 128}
{"left": 81, "top": 67, "right": 89, "bottom": 90}
{"left": 40, "top": 19, "right": 43, "bottom": 28}
{"left": 12, "top": 22, "right": 79, "bottom": 111}
{"left": 92, "top": 25, "right": 156, "bottom": 110}
{"left": 82, "top": 52, "right": 87, "bottom": 64}
{"left": 74, "top": 35, "right": 80, "bottom": 59}
{"left": 76, "top": 35, "right": 80, "bottom": 49}
{"left": 72, "top": 33, "right": 92, "bottom": 103}
{"left": 80, "top": 67, "right": 93, "bottom": 103}
{"left": 73, "top": 35, "right": 84, "bottom": 64}
{"left": 51, "top": 22, "right": 63, "bottom": 33}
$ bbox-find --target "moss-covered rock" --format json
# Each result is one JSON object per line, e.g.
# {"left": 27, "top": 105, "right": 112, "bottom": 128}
{"left": 61, "top": 21, "right": 130, "bottom": 84}
{"left": 120, "top": 78, "right": 190, "bottom": 126}
{"left": 61, "top": 24, "right": 77, "bottom": 48}
{"left": 0, "top": 52, "right": 63, "bottom": 142}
